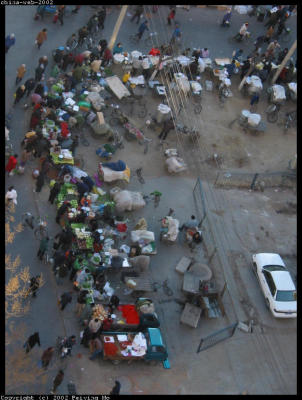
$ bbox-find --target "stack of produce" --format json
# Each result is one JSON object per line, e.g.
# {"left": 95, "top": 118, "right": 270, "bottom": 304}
{"left": 92, "top": 304, "right": 108, "bottom": 321}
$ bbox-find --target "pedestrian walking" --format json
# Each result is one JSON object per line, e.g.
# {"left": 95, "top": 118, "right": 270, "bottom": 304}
{"left": 89, "top": 338, "right": 103, "bottom": 360}
{"left": 170, "top": 24, "right": 181, "bottom": 45}
{"left": 276, "top": 20, "right": 286, "bottom": 37}
{"left": 250, "top": 93, "right": 259, "bottom": 110}
{"left": 59, "top": 291, "right": 73, "bottom": 310}
{"left": 75, "top": 290, "right": 88, "bottom": 316}
{"left": 265, "top": 40, "right": 280, "bottom": 59}
{"left": 15, "top": 64, "right": 26, "bottom": 86}
{"left": 72, "top": 5, "right": 81, "bottom": 14}
{"left": 131, "top": 5, "right": 143, "bottom": 24}
{"left": 24, "top": 332, "right": 41, "bottom": 353}
{"left": 38, "top": 56, "right": 48, "bottom": 71}
{"left": 110, "top": 381, "right": 121, "bottom": 395}
{"left": 88, "top": 14, "right": 99, "bottom": 34}
{"left": 265, "top": 26, "right": 275, "bottom": 42}
{"left": 58, "top": 7, "right": 64, "bottom": 25}
{"left": 158, "top": 118, "right": 174, "bottom": 141}
{"left": 102, "top": 47, "right": 112, "bottom": 67}
{"left": 97, "top": 6, "right": 106, "bottom": 30}
{"left": 14, "top": 85, "right": 26, "bottom": 105}
{"left": 80, "top": 326, "right": 93, "bottom": 347}
{"left": 37, "top": 236, "right": 49, "bottom": 260}
{"left": 5, "top": 33, "right": 15, "bottom": 53}
{"left": 35, "top": 171, "right": 45, "bottom": 192}
{"left": 29, "top": 275, "right": 41, "bottom": 298}
{"left": 41, "top": 347, "right": 54, "bottom": 369}
{"left": 35, "top": 65, "right": 44, "bottom": 82}
{"left": 50, "top": 370, "right": 64, "bottom": 394}
{"left": 24, "top": 78, "right": 36, "bottom": 97}
{"left": 137, "top": 20, "right": 149, "bottom": 41}
{"left": 36, "top": 28, "right": 47, "bottom": 50}
{"left": 167, "top": 8, "right": 176, "bottom": 25}
{"left": 70, "top": 135, "right": 79, "bottom": 156}
{"left": 48, "top": 181, "right": 61, "bottom": 204}
{"left": 6, "top": 154, "right": 18, "bottom": 175}
{"left": 5, "top": 186, "right": 18, "bottom": 207}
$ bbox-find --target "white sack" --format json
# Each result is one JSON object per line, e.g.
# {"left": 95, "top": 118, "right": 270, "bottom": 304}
{"left": 131, "top": 230, "right": 155, "bottom": 243}
{"left": 248, "top": 113, "right": 261, "bottom": 127}
{"left": 165, "top": 156, "right": 188, "bottom": 173}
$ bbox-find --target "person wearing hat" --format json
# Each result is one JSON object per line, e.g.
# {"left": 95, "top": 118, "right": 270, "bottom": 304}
{"left": 15, "top": 64, "right": 26, "bottom": 86}
{"left": 24, "top": 78, "right": 36, "bottom": 97}
{"left": 5, "top": 33, "right": 15, "bottom": 53}
{"left": 239, "top": 22, "right": 249, "bottom": 39}
{"left": 36, "top": 28, "right": 47, "bottom": 50}
{"left": 39, "top": 56, "right": 48, "bottom": 70}
{"left": 14, "top": 85, "right": 26, "bottom": 105}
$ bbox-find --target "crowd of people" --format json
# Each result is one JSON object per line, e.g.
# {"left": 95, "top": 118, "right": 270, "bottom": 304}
{"left": 5, "top": 5, "right": 296, "bottom": 394}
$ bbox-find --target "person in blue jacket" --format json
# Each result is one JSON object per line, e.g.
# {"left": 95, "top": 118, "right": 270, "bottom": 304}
{"left": 5, "top": 34, "right": 15, "bottom": 53}
{"left": 137, "top": 20, "right": 149, "bottom": 41}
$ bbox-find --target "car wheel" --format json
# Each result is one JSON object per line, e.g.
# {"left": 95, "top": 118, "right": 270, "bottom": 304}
{"left": 265, "top": 298, "right": 270, "bottom": 310}
{"left": 252, "top": 262, "right": 257, "bottom": 274}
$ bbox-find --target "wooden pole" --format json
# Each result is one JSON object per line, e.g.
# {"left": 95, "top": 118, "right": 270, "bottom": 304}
{"left": 108, "top": 5, "right": 128, "bottom": 51}
{"left": 271, "top": 40, "right": 297, "bottom": 84}
{"left": 238, "top": 63, "right": 255, "bottom": 91}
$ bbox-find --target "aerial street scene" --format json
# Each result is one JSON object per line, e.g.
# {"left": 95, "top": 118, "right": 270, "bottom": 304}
{"left": 5, "top": 4, "right": 296, "bottom": 395}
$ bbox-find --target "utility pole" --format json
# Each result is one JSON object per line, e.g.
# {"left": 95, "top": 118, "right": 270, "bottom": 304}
{"left": 108, "top": 5, "right": 128, "bottom": 51}
{"left": 271, "top": 40, "right": 297, "bottom": 84}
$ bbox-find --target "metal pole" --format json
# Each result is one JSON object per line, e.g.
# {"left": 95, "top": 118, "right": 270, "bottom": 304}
{"left": 108, "top": 5, "right": 128, "bottom": 51}
{"left": 271, "top": 40, "right": 297, "bottom": 84}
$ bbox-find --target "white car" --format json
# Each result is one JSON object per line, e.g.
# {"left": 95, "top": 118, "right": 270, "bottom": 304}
{"left": 252, "top": 253, "right": 297, "bottom": 318}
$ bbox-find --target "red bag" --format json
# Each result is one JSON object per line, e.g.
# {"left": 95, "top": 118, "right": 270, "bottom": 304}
{"left": 53, "top": 14, "right": 58, "bottom": 23}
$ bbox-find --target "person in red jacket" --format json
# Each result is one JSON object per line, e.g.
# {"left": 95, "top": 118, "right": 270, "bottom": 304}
{"left": 6, "top": 154, "right": 18, "bottom": 175}
{"left": 102, "top": 48, "right": 112, "bottom": 67}
{"left": 167, "top": 8, "right": 176, "bottom": 25}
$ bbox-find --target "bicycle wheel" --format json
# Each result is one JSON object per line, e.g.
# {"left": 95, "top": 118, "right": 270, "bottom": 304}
{"left": 109, "top": 117, "right": 120, "bottom": 127}
{"left": 80, "top": 134, "right": 90, "bottom": 146}
{"left": 137, "top": 104, "right": 147, "bottom": 118}
{"left": 267, "top": 111, "right": 278, "bottom": 123}
{"left": 125, "top": 131, "right": 136, "bottom": 141}
{"left": 34, "top": 227, "right": 48, "bottom": 241}
{"left": 194, "top": 104, "right": 202, "bottom": 114}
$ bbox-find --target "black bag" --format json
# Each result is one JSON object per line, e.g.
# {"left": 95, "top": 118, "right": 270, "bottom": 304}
{"left": 53, "top": 241, "right": 60, "bottom": 250}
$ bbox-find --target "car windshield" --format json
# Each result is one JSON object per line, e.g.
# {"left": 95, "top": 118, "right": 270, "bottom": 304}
{"left": 263, "top": 265, "right": 286, "bottom": 272}
{"left": 275, "top": 290, "right": 296, "bottom": 302}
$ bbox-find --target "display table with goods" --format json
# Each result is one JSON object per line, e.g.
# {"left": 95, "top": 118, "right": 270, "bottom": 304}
{"left": 71, "top": 223, "right": 94, "bottom": 250}
{"left": 99, "top": 328, "right": 170, "bottom": 367}
{"left": 56, "top": 183, "right": 79, "bottom": 208}
{"left": 50, "top": 149, "right": 74, "bottom": 165}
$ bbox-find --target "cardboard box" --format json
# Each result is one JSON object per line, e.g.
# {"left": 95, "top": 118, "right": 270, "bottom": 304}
{"left": 97, "top": 112, "right": 105, "bottom": 125}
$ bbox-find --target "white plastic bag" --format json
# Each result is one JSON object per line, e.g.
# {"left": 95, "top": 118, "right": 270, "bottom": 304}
{"left": 165, "top": 156, "right": 187, "bottom": 173}
{"left": 198, "top": 57, "right": 206, "bottom": 73}
{"left": 131, "top": 230, "right": 155, "bottom": 243}
{"left": 272, "top": 85, "right": 286, "bottom": 101}
{"left": 248, "top": 113, "right": 261, "bottom": 127}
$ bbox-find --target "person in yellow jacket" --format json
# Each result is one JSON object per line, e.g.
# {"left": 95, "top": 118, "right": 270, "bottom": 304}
{"left": 16, "top": 64, "right": 26, "bottom": 85}
{"left": 122, "top": 71, "right": 130, "bottom": 83}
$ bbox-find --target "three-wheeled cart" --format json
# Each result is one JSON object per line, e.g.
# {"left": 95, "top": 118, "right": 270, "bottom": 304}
{"left": 100, "top": 327, "right": 170, "bottom": 368}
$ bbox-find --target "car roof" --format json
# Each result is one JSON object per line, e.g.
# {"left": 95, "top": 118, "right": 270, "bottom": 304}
{"left": 270, "top": 271, "right": 296, "bottom": 291}
{"left": 256, "top": 253, "right": 286, "bottom": 267}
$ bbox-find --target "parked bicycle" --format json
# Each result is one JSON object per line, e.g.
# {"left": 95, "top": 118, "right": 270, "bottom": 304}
{"left": 266, "top": 103, "right": 281, "bottom": 123}
{"left": 277, "top": 110, "right": 297, "bottom": 134}
{"left": 34, "top": 218, "right": 48, "bottom": 241}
